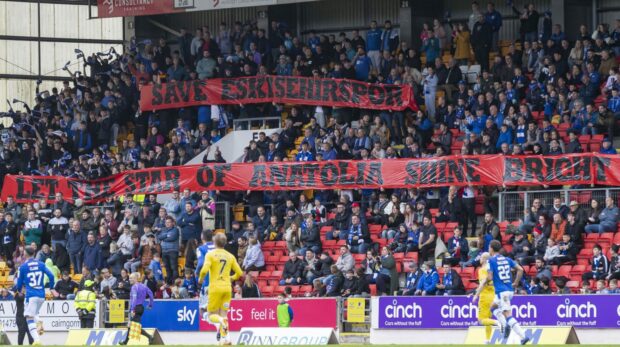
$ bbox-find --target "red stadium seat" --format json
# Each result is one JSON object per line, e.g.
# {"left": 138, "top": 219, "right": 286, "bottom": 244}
{"left": 599, "top": 233, "right": 613, "bottom": 247}
{"left": 557, "top": 265, "right": 571, "bottom": 278}
{"left": 613, "top": 232, "right": 620, "bottom": 244}
{"left": 566, "top": 281, "right": 580, "bottom": 293}
{"left": 269, "top": 271, "right": 283, "bottom": 281}
{"left": 258, "top": 271, "right": 271, "bottom": 280}
{"left": 261, "top": 286, "right": 274, "bottom": 296}
{"left": 570, "top": 265, "right": 587, "bottom": 277}
{"left": 353, "top": 254, "right": 365, "bottom": 263}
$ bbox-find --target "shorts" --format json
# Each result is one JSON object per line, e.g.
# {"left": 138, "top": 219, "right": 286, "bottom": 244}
{"left": 199, "top": 286, "right": 209, "bottom": 309}
{"left": 24, "top": 297, "right": 45, "bottom": 318}
{"left": 131, "top": 305, "right": 145, "bottom": 323}
{"left": 493, "top": 291, "right": 514, "bottom": 312}
{"left": 478, "top": 292, "right": 494, "bottom": 320}
{"left": 207, "top": 286, "right": 231, "bottom": 313}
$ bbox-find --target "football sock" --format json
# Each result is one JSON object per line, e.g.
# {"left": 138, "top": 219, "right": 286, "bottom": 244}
{"left": 507, "top": 316, "right": 525, "bottom": 339}
{"left": 493, "top": 309, "right": 506, "bottom": 328}
{"left": 27, "top": 320, "right": 40, "bottom": 342}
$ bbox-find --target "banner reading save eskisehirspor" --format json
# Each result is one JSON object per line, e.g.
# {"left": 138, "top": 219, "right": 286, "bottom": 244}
{"left": 138, "top": 76, "right": 415, "bottom": 112}
{"left": 376, "top": 295, "right": 620, "bottom": 329}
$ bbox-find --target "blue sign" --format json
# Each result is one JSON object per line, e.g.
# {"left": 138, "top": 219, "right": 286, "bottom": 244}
{"left": 141, "top": 300, "right": 199, "bottom": 331}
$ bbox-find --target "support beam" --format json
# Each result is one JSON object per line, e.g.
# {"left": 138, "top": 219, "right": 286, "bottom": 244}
{"left": 146, "top": 18, "right": 181, "bottom": 37}
{"left": 0, "top": 35, "right": 123, "bottom": 45}
{"left": 550, "top": 0, "right": 565, "bottom": 33}
{"left": 399, "top": 0, "right": 413, "bottom": 50}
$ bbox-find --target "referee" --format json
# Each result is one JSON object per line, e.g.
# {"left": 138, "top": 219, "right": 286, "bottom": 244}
{"left": 119, "top": 273, "right": 154, "bottom": 345}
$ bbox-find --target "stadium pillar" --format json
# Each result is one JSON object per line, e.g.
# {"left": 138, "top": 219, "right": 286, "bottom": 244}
{"left": 399, "top": 0, "right": 413, "bottom": 50}
{"left": 256, "top": 6, "right": 270, "bottom": 34}
{"left": 124, "top": 17, "right": 136, "bottom": 47}
{"left": 550, "top": 0, "right": 565, "bottom": 35}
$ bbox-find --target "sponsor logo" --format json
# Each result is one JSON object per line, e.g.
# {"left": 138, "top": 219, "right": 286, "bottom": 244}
{"left": 511, "top": 302, "right": 538, "bottom": 319}
{"left": 177, "top": 306, "right": 196, "bottom": 325}
{"left": 236, "top": 328, "right": 334, "bottom": 346}
{"left": 490, "top": 328, "right": 543, "bottom": 345}
{"left": 66, "top": 329, "right": 152, "bottom": 346}
{"left": 440, "top": 299, "right": 477, "bottom": 319}
{"left": 384, "top": 299, "right": 423, "bottom": 319}
{"left": 556, "top": 298, "right": 597, "bottom": 319}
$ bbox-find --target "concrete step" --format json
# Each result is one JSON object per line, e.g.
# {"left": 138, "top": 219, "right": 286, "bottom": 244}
{"left": 339, "top": 332, "right": 370, "bottom": 345}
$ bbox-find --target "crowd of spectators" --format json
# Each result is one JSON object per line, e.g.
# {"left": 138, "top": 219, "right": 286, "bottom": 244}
{"left": 1, "top": 1, "right": 620, "bottom": 298}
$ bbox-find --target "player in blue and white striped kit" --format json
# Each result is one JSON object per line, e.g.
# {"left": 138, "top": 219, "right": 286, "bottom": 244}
{"left": 15, "top": 246, "right": 55, "bottom": 345}
{"left": 483, "top": 240, "right": 529, "bottom": 345}
{"left": 195, "top": 230, "right": 215, "bottom": 321}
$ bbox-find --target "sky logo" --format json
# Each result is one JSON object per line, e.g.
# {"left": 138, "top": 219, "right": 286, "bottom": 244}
{"left": 384, "top": 299, "right": 423, "bottom": 319}
{"left": 177, "top": 306, "right": 197, "bottom": 325}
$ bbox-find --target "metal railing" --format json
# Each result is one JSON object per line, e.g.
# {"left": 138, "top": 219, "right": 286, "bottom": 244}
{"left": 233, "top": 117, "right": 281, "bottom": 131}
{"left": 214, "top": 201, "right": 231, "bottom": 232}
{"left": 498, "top": 188, "right": 620, "bottom": 222}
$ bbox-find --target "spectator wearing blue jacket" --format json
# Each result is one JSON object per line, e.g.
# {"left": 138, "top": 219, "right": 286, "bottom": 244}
{"left": 468, "top": 109, "right": 488, "bottom": 136}
{"left": 166, "top": 57, "right": 188, "bottom": 81}
{"left": 157, "top": 217, "right": 179, "bottom": 284}
{"left": 177, "top": 202, "right": 201, "bottom": 245}
{"left": 422, "top": 31, "right": 440, "bottom": 67}
{"left": 398, "top": 262, "right": 422, "bottom": 296}
{"left": 66, "top": 221, "right": 87, "bottom": 274}
{"left": 415, "top": 262, "right": 439, "bottom": 295}
{"left": 149, "top": 253, "right": 164, "bottom": 282}
{"left": 82, "top": 232, "right": 103, "bottom": 272}
{"left": 381, "top": 20, "right": 399, "bottom": 53}
{"left": 608, "top": 88, "right": 620, "bottom": 115}
{"left": 182, "top": 271, "right": 198, "bottom": 297}
{"left": 446, "top": 227, "right": 469, "bottom": 266}
{"left": 585, "top": 197, "right": 619, "bottom": 234}
{"left": 366, "top": 20, "right": 382, "bottom": 68}
{"left": 496, "top": 124, "right": 513, "bottom": 148}
{"left": 550, "top": 24, "right": 566, "bottom": 45}
{"left": 353, "top": 48, "right": 372, "bottom": 81}
{"left": 485, "top": 2, "right": 502, "bottom": 52}
{"left": 601, "top": 138, "right": 618, "bottom": 154}
{"left": 74, "top": 121, "right": 92, "bottom": 154}
{"left": 296, "top": 141, "right": 315, "bottom": 161}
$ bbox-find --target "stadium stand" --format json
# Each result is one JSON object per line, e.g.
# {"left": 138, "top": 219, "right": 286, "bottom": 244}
{"left": 1, "top": 2, "right": 620, "bottom": 301}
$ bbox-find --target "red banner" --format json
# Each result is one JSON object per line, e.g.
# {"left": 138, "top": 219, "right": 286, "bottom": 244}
{"left": 2, "top": 154, "right": 618, "bottom": 204}
{"left": 97, "top": 0, "right": 182, "bottom": 18}
{"left": 138, "top": 76, "right": 416, "bottom": 112}
{"left": 199, "top": 298, "right": 337, "bottom": 331}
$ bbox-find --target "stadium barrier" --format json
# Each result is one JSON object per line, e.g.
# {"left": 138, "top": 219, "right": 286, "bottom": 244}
{"left": 0, "top": 299, "right": 99, "bottom": 331}
{"left": 236, "top": 327, "right": 339, "bottom": 345}
{"left": 65, "top": 328, "right": 163, "bottom": 346}
{"left": 132, "top": 298, "right": 338, "bottom": 332}
{"left": 464, "top": 326, "right": 580, "bottom": 345}
{"left": 370, "top": 295, "right": 620, "bottom": 344}
{"left": 0, "top": 332, "right": 11, "bottom": 345}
